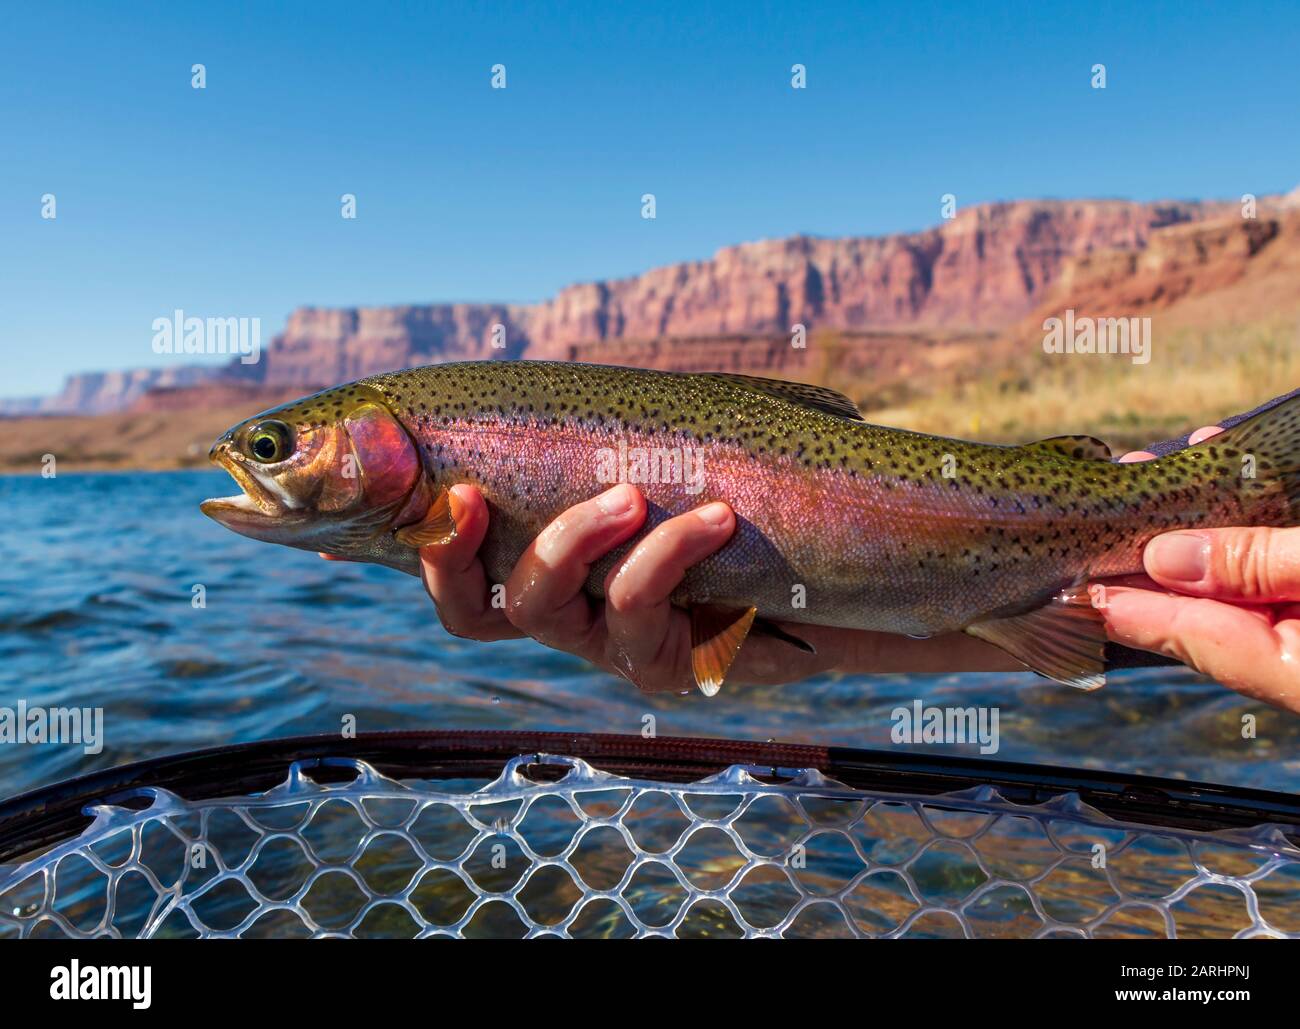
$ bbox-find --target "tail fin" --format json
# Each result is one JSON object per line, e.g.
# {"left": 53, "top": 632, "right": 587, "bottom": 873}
{"left": 1186, "top": 392, "right": 1300, "bottom": 525}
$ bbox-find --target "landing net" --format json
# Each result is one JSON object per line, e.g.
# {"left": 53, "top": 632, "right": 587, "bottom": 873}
{"left": 3, "top": 754, "right": 1298, "bottom": 938}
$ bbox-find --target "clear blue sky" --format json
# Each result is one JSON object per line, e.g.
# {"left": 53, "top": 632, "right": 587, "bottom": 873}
{"left": 2, "top": 0, "right": 1297, "bottom": 396}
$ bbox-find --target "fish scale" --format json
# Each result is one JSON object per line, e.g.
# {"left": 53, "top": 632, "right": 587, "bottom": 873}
{"left": 202, "top": 361, "right": 1300, "bottom": 692}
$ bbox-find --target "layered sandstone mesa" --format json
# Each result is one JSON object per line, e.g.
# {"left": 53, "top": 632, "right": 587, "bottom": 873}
{"left": 126, "top": 382, "right": 310, "bottom": 414}
{"left": 521, "top": 198, "right": 1223, "bottom": 358}
{"left": 36, "top": 365, "right": 216, "bottom": 416}
{"left": 1019, "top": 206, "right": 1300, "bottom": 335}
{"left": 255, "top": 303, "right": 531, "bottom": 387}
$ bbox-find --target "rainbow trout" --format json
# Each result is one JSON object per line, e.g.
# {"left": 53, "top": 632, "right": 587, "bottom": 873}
{"left": 201, "top": 361, "right": 1300, "bottom": 693}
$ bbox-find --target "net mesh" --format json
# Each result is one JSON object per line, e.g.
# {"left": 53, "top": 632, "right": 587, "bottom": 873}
{"left": 2, "top": 754, "right": 1298, "bottom": 939}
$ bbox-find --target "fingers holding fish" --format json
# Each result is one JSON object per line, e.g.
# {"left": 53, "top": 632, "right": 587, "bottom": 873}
{"left": 1118, "top": 424, "right": 1223, "bottom": 463}
{"left": 604, "top": 502, "right": 735, "bottom": 616}
{"left": 418, "top": 484, "right": 524, "bottom": 642}
{"left": 1144, "top": 526, "right": 1300, "bottom": 604}
{"left": 601, "top": 502, "right": 737, "bottom": 691}
{"left": 502, "top": 484, "right": 648, "bottom": 652}
{"left": 1100, "top": 585, "right": 1300, "bottom": 714}
{"left": 1094, "top": 522, "right": 1300, "bottom": 713}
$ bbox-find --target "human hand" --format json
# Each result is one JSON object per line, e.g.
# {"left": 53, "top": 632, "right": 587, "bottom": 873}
{"left": 1105, "top": 426, "right": 1300, "bottom": 713}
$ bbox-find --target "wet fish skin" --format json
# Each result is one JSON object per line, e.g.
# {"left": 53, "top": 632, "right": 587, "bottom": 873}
{"left": 201, "top": 361, "right": 1300, "bottom": 691}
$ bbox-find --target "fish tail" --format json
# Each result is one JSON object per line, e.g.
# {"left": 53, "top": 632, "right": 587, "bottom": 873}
{"left": 1181, "top": 391, "right": 1300, "bottom": 524}
{"left": 964, "top": 391, "right": 1300, "bottom": 692}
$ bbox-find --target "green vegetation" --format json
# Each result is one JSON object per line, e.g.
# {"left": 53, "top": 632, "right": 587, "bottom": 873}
{"left": 848, "top": 319, "right": 1298, "bottom": 451}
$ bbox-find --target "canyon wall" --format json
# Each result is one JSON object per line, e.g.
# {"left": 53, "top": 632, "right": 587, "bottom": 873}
{"left": 8, "top": 196, "right": 1250, "bottom": 415}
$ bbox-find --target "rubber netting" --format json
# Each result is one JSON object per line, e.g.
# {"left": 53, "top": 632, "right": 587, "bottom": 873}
{"left": 2, "top": 755, "right": 1298, "bottom": 938}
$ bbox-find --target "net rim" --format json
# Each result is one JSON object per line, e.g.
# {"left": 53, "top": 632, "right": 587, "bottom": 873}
{"left": 3, "top": 730, "right": 1300, "bottom": 864}
{"left": 5, "top": 752, "right": 1299, "bottom": 940}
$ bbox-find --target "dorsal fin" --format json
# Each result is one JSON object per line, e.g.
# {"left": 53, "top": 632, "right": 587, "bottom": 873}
{"left": 703, "top": 373, "right": 865, "bottom": 421}
{"left": 1019, "top": 434, "right": 1113, "bottom": 461}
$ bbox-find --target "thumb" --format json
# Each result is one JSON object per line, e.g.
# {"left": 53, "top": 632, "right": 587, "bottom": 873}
{"left": 1144, "top": 526, "right": 1300, "bottom": 603}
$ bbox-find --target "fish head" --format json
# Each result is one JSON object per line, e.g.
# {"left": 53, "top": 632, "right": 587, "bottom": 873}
{"left": 200, "top": 384, "right": 422, "bottom": 552}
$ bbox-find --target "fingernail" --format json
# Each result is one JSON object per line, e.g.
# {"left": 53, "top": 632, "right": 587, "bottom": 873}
{"left": 1147, "top": 532, "right": 1208, "bottom": 582}
{"left": 597, "top": 484, "right": 636, "bottom": 515}
{"left": 696, "top": 501, "right": 731, "bottom": 527}
{"left": 447, "top": 487, "right": 467, "bottom": 523}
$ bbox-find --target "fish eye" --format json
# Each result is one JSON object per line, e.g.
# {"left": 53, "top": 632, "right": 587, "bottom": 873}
{"left": 247, "top": 421, "right": 293, "bottom": 463}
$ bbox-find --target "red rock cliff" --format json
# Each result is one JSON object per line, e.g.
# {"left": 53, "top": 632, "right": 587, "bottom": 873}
{"left": 11, "top": 196, "right": 1245, "bottom": 414}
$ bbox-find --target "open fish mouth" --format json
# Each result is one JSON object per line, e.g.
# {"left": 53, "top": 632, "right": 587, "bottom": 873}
{"left": 200, "top": 444, "right": 289, "bottom": 527}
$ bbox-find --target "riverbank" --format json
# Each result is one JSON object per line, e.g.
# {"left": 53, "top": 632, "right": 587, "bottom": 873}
{"left": 3, "top": 332, "right": 1294, "bottom": 474}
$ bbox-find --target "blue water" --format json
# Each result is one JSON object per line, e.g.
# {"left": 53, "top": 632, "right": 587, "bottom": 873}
{"left": 1, "top": 470, "right": 1296, "bottom": 798}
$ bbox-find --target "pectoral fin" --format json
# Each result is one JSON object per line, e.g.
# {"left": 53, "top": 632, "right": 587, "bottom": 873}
{"left": 394, "top": 487, "right": 459, "bottom": 547}
{"left": 964, "top": 585, "right": 1107, "bottom": 691}
{"left": 690, "top": 605, "right": 758, "bottom": 697}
